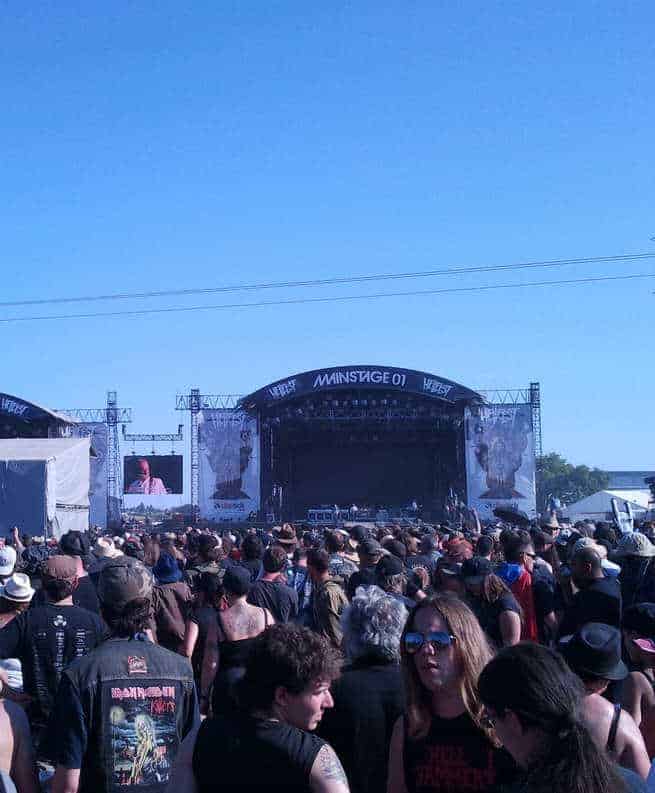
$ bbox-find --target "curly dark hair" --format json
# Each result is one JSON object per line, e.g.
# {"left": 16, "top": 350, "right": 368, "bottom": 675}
{"left": 239, "top": 624, "right": 341, "bottom": 712}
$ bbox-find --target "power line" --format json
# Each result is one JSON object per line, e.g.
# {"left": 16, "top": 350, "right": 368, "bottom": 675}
{"left": 1, "top": 252, "right": 654, "bottom": 308}
{"left": 1, "top": 271, "right": 653, "bottom": 324}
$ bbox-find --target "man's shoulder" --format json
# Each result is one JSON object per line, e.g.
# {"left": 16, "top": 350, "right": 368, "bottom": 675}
{"left": 65, "top": 638, "right": 194, "bottom": 681}
{"left": 589, "top": 576, "right": 621, "bottom": 595}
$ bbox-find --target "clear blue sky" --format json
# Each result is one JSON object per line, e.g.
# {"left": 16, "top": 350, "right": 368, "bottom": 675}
{"left": 2, "top": 1, "right": 654, "bottom": 495}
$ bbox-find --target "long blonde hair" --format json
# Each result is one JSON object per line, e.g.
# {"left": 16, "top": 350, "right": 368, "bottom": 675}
{"left": 401, "top": 593, "right": 496, "bottom": 741}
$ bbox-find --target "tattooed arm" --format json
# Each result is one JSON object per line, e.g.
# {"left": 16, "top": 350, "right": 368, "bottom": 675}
{"left": 310, "top": 744, "right": 350, "bottom": 793}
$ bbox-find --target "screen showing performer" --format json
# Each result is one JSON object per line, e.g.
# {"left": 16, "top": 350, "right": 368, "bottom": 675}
{"left": 123, "top": 456, "right": 183, "bottom": 495}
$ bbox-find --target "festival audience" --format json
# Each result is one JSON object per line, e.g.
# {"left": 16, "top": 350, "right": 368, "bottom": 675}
{"left": 0, "top": 516, "right": 655, "bottom": 793}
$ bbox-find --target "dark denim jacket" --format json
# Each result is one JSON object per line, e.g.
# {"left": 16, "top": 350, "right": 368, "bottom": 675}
{"left": 48, "top": 636, "right": 199, "bottom": 793}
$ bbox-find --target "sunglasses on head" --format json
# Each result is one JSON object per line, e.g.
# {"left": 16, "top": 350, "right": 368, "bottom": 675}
{"left": 404, "top": 631, "right": 456, "bottom": 654}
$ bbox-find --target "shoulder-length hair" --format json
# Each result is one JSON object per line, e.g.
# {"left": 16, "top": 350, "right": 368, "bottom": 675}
{"left": 478, "top": 643, "right": 627, "bottom": 793}
{"left": 401, "top": 593, "right": 495, "bottom": 741}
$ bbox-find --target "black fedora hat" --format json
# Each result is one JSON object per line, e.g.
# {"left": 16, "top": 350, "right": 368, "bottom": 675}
{"left": 560, "top": 622, "right": 628, "bottom": 681}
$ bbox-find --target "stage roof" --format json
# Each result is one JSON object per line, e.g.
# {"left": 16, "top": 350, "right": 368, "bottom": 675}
{"left": 0, "top": 393, "right": 77, "bottom": 426}
{"left": 239, "top": 365, "right": 483, "bottom": 411}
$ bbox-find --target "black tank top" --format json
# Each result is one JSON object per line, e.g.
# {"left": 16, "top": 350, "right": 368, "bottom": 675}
{"left": 192, "top": 714, "right": 325, "bottom": 792}
{"left": 403, "top": 712, "right": 516, "bottom": 793}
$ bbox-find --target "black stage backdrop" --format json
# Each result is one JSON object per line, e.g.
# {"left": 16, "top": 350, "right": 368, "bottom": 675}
{"left": 287, "top": 444, "right": 436, "bottom": 515}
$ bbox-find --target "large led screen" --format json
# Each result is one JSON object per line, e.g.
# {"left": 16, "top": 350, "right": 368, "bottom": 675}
{"left": 123, "top": 455, "right": 183, "bottom": 495}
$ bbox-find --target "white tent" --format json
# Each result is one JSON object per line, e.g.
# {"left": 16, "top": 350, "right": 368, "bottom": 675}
{"left": 0, "top": 438, "right": 92, "bottom": 538}
{"left": 563, "top": 489, "right": 650, "bottom": 523}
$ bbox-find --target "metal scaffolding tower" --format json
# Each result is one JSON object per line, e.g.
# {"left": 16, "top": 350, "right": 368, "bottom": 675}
{"left": 59, "top": 392, "right": 132, "bottom": 527}
{"left": 529, "top": 382, "right": 543, "bottom": 459}
{"left": 175, "top": 390, "right": 242, "bottom": 520}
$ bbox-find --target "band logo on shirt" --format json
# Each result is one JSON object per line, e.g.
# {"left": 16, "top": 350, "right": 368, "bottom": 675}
{"left": 108, "top": 684, "right": 179, "bottom": 789}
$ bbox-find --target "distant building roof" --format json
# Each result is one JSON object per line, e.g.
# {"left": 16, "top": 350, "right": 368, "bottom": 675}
{"left": 607, "top": 471, "right": 655, "bottom": 490}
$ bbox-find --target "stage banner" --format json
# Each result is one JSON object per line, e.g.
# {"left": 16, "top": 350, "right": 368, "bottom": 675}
{"left": 72, "top": 422, "right": 108, "bottom": 528}
{"left": 465, "top": 404, "right": 536, "bottom": 519}
{"left": 198, "top": 409, "right": 260, "bottom": 521}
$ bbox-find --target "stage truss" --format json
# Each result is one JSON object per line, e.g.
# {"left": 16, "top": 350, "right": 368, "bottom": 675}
{"left": 176, "top": 383, "right": 542, "bottom": 521}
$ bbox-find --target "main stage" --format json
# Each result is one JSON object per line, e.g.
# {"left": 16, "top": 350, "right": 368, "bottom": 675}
{"left": 236, "top": 366, "right": 484, "bottom": 522}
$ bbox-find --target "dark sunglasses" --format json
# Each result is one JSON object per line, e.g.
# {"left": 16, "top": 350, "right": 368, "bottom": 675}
{"left": 404, "top": 631, "right": 456, "bottom": 654}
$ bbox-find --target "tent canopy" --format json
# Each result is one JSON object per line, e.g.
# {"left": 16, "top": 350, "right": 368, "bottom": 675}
{"left": 0, "top": 438, "right": 92, "bottom": 538}
{"left": 563, "top": 489, "right": 650, "bottom": 521}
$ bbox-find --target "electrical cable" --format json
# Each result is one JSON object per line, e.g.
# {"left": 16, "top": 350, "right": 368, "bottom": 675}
{"left": 0, "top": 271, "right": 652, "bottom": 323}
{"left": 1, "top": 252, "right": 654, "bottom": 308}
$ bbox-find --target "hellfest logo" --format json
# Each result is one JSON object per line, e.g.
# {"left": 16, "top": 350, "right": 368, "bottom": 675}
{"left": 0, "top": 397, "right": 30, "bottom": 417}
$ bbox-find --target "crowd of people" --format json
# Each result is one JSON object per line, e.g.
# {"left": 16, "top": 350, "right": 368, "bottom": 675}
{"left": 1, "top": 514, "right": 655, "bottom": 792}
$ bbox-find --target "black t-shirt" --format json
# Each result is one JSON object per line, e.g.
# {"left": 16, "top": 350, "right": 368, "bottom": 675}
{"left": 318, "top": 661, "right": 404, "bottom": 793}
{"left": 473, "top": 593, "right": 521, "bottom": 648}
{"left": 32, "top": 576, "right": 100, "bottom": 614}
{"left": 248, "top": 580, "right": 298, "bottom": 623}
{"left": 531, "top": 566, "right": 556, "bottom": 642}
{"left": 74, "top": 576, "right": 101, "bottom": 614}
{"left": 558, "top": 576, "right": 622, "bottom": 638}
{"left": 193, "top": 715, "right": 325, "bottom": 793}
{"left": 346, "top": 568, "right": 377, "bottom": 600}
{"left": 403, "top": 711, "right": 516, "bottom": 793}
{"left": 239, "top": 558, "right": 262, "bottom": 582}
{"left": 0, "top": 603, "right": 105, "bottom": 725}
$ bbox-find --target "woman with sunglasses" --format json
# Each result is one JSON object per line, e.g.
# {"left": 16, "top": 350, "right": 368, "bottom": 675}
{"left": 387, "top": 594, "right": 516, "bottom": 793}
{"left": 478, "top": 643, "right": 643, "bottom": 793}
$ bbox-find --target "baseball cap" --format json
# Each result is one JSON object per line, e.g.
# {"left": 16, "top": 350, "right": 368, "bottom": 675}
{"left": 385, "top": 540, "right": 407, "bottom": 561}
{"left": 97, "top": 559, "right": 153, "bottom": 609}
{"left": 359, "top": 538, "right": 383, "bottom": 557}
{"left": 0, "top": 547, "right": 17, "bottom": 577}
{"left": 375, "top": 555, "right": 404, "bottom": 578}
{"left": 460, "top": 557, "right": 493, "bottom": 580}
{"left": 437, "top": 559, "right": 462, "bottom": 577}
{"left": 43, "top": 556, "right": 78, "bottom": 582}
{"left": 349, "top": 526, "right": 368, "bottom": 543}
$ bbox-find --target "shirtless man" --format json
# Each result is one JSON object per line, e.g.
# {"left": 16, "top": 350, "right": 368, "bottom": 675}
{"left": 621, "top": 603, "right": 655, "bottom": 758}
{"left": 0, "top": 693, "right": 39, "bottom": 793}
{"left": 561, "top": 622, "right": 650, "bottom": 779}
